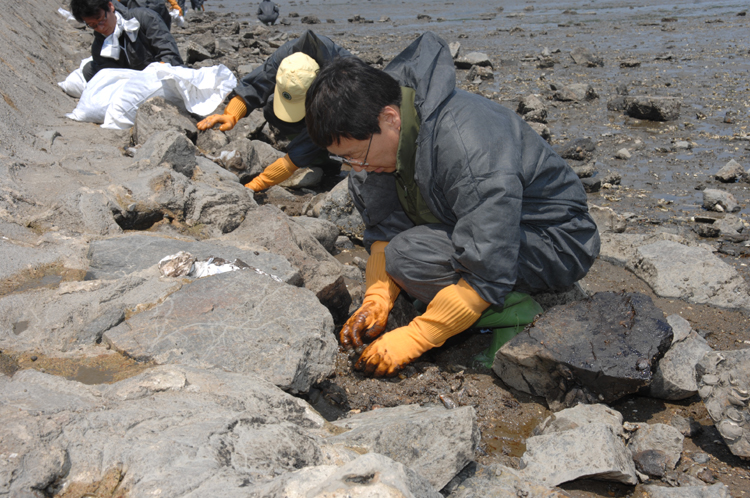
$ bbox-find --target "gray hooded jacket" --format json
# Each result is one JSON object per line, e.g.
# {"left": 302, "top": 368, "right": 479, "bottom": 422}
{"left": 349, "top": 32, "right": 600, "bottom": 305}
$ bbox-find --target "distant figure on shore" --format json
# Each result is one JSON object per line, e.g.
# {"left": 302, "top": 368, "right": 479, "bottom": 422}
{"left": 177, "top": 0, "right": 204, "bottom": 12}
{"left": 257, "top": 0, "right": 279, "bottom": 25}
{"left": 70, "top": 0, "right": 183, "bottom": 81}
{"left": 118, "top": 0, "right": 180, "bottom": 30}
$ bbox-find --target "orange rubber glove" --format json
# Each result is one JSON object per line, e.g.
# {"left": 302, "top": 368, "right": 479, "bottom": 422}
{"left": 340, "top": 241, "right": 401, "bottom": 351}
{"left": 245, "top": 155, "right": 299, "bottom": 191}
{"left": 197, "top": 97, "right": 247, "bottom": 132}
{"left": 166, "top": 0, "right": 182, "bottom": 16}
{"left": 356, "top": 279, "right": 491, "bottom": 377}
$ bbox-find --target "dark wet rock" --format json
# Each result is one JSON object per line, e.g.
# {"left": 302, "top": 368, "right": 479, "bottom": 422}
{"left": 334, "top": 235, "right": 354, "bottom": 250}
{"left": 300, "top": 15, "right": 320, "bottom": 24}
{"left": 589, "top": 204, "right": 628, "bottom": 234}
{"left": 86, "top": 232, "right": 299, "bottom": 284}
{"left": 133, "top": 97, "right": 197, "bottom": 146}
{"left": 624, "top": 96, "right": 681, "bottom": 121}
{"left": 494, "top": 292, "right": 673, "bottom": 409}
{"left": 290, "top": 216, "right": 339, "bottom": 254}
{"left": 220, "top": 205, "right": 352, "bottom": 322}
{"left": 213, "top": 37, "right": 237, "bottom": 57}
{"left": 633, "top": 449, "right": 668, "bottom": 477}
{"left": 250, "top": 453, "right": 442, "bottom": 497}
{"left": 104, "top": 270, "right": 336, "bottom": 392}
{"left": 649, "top": 314, "right": 713, "bottom": 400}
{"left": 558, "top": 137, "right": 595, "bottom": 161}
{"left": 570, "top": 47, "right": 604, "bottom": 67}
{"left": 715, "top": 159, "right": 746, "bottom": 182}
{"left": 348, "top": 15, "right": 372, "bottom": 23}
{"left": 581, "top": 177, "right": 602, "bottom": 193}
{"left": 519, "top": 423, "right": 637, "bottom": 486}
{"left": 326, "top": 404, "right": 478, "bottom": 490}
{"left": 627, "top": 423, "right": 684, "bottom": 471}
{"left": 571, "top": 162, "right": 596, "bottom": 178}
{"left": 196, "top": 128, "right": 229, "bottom": 155}
{"left": 360, "top": 52, "right": 384, "bottom": 66}
{"left": 316, "top": 177, "right": 365, "bottom": 240}
{"left": 620, "top": 59, "right": 641, "bottom": 68}
{"left": 607, "top": 96, "right": 628, "bottom": 111}
{"left": 702, "top": 189, "right": 740, "bottom": 213}
{"left": 417, "top": 13, "right": 432, "bottom": 20}
{"left": 466, "top": 65, "right": 494, "bottom": 82}
{"left": 696, "top": 349, "right": 750, "bottom": 458}
{"left": 133, "top": 130, "right": 197, "bottom": 177}
{"left": 553, "top": 83, "right": 598, "bottom": 102}
{"left": 455, "top": 52, "right": 492, "bottom": 69}
{"left": 714, "top": 214, "right": 745, "bottom": 236}
{"left": 444, "top": 462, "right": 569, "bottom": 498}
{"left": 627, "top": 240, "right": 750, "bottom": 311}
{"left": 638, "top": 483, "right": 732, "bottom": 497}
{"left": 517, "top": 94, "right": 548, "bottom": 123}
{"left": 695, "top": 224, "right": 721, "bottom": 238}
{"left": 183, "top": 41, "right": 213, "bottom": 64}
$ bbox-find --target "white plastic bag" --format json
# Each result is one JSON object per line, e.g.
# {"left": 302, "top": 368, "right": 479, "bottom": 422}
{"left": 58, "top": 57, "right": 93, "bottom": 98}
{"left": 65, "top": 68, "right": 138, "bottom": 123}
{"left": 57, "top": 7, "right": 85, "bottom": 28}
{"left": 67, "top": 63, "right": 237, "bottom": 130}
{"left": 169, "top": 9, "right": 185, "bottom": 28}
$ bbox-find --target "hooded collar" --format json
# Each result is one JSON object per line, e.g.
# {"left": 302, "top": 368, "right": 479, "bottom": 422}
{"left": 100, "top": 11, "right": 140, "bottom": 60}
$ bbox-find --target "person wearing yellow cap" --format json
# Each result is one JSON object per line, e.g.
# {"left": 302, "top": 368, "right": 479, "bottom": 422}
{"left": 197, "top": 31, "right": 352, "bottom": 192}
{"left": 305, "top": 34, "right": 601, "bottom": 377}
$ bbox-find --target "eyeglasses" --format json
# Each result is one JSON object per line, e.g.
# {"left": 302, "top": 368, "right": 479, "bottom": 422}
{"left": 330, "top": 135, "right": 373, "bottom": 168}
{"left": 85, "top": 9, "right": 108, "bottom": 29}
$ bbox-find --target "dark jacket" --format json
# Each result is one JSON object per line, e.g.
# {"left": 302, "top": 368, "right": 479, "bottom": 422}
{"left": 348, "top": 32, "right": 600, "bottom": 305}
{"left": 233, "top": 30, "right": 352, "bottom": 168}
{"left": 257, "top": 0, "right": 279, "bottom": 25}
{"left": 121, "top": 0, "right": 171, "bottom": 30}
{"left": 83, "top": 3, "right": 183, "bottom": 82}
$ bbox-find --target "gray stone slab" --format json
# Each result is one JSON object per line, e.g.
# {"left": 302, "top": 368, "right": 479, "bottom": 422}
{"left": 627, "top": 423, "right": 684, "bottom": 470}
{"left": 326, "top": 404, "right": 479, "bottom": 490}
{"left": 535, "top": 403, "right": 624, "bottom": 437}
{"left": 86, "top": 232, "right": 300, "bottom": 285}
{"left": 103, "top": 270, "right": 336, "bottom": 392}
{"left": 446, "top": 463, "right": 571, "bottom": 498}
{"left": 649, "top": 327, "right": 712, "bottom": 401}
{"left": 627, "top": 240, "right": 750, "bottom": 311}
{"left": 638, "top": 483, "right": 731, "bottom": 498}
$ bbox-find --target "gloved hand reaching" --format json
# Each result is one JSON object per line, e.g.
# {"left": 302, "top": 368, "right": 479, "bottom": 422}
{"left": 245, "top": 155, "right": 299, "bottom": 192}
{"left": 197, "top": 96, "right": 247, "bottom": 132}
{"left": 355, "top": 279, "right": 490, "bottom": 377}
{"left": 340, "top": 241, "right": 400, "bottom": 351}
{"left": 166, "top": 0, "right": 183, "bottom": 16}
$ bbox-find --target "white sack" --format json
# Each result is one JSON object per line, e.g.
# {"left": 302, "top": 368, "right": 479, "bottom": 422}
{"left": 58, "top": 57, "right": 93, "bottom": 98}
{"left": 66, "top": 63, "right": 237, "bottom": 130}
{"left": 169, "top": 9, "right": 185, "bottom": 28}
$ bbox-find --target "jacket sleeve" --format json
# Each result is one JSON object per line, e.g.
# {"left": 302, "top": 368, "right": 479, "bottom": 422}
{"left": 136, "top": 8, "right": 183, "bottom": 66}
{"left": 232, "top": 30, "right": 353, "bottom": 112}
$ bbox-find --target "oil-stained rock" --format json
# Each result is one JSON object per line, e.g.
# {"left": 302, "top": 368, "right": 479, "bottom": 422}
{"left": 494, "top": 292, "right": 673, "bottom": 409}
{"left": 695, "top": 349, "right": 750, "bottom": 458}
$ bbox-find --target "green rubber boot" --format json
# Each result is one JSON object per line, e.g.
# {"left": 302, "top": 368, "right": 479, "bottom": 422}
{"left": 471, "top": 292, "right": 543, "bottom": 369}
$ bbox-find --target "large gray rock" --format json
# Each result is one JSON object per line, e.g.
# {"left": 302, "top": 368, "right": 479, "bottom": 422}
{"left": 534, "top": 403, "right": 624, "bottom": 437}
{"left": 216, "top": 136, "right": 264, "bottom": 183}
{"left": 225, "top": 109, "right": 267, "bottom": 142}
{"left": 196, "top": 128, "right": 229, "bottom": 154}
{"left": 627, "top": 423, "right": 684, "bottom": 471}
{"left": 446, "top": 463, "right": 571, "bottom": 498}
{"left": 494, "top": 292, "right": 673, "bottom": 409}
{"left": 247, "top": 453, "right": 442, "bottom": 498}
{"left": 86, "top": 232, "right": 300, "bottom": 284}
{"left": 624, "top": 96, "right": 681, "bottom": 121}
{"left": 291, "top": 216, "right": 340, "bottom": 254}
{"left": 627, "top": 240, "right": 750, "bottom": 311}
{"left": 598, "top": 232, "right": 691, "bottom": 267}
{"left": 696, "top": 349, "right": 750, "bottom": 458}
{"left": 103, "top": 270, "right": 337, "bottom": 392}
{"left": 649, "top": 315, "right": 712, "bottom": 400}
{"left": 183, "top": 41, "right": 212, "bottom": 63}
{"left": 702, "top": 188, "right": 740, "bottom": 213}
{"left": 326, "top": 404, "right": 479, "bottom": 490}
{"left": 222, "top": 205, "right": 352, "bottom": 321}
{"left": 517, "top": 94, "right": 548, "bottom": 123}
{"left": 317, "top": 177, "right": 365, "bottom": 240}
{"left": 553, "top": 83, "right": 598, "bottom": 102}
{"left": 0, "top": 366, "right": 335, "bottom": 497}
{"left": 570, "top": 47, "right": 604, "bottom": 66}
{"left": 133, "top": 129, "right": 197, "bottom": 177}
{"left": 454, "top": 52, "right": 492, "bottom": 69}
{"left": 520, "top": 423, "right": 637, "bottom": 486}
{"left": 714, "top": 159, "right": 746, "bottom": 183}
{"left": 133, "top": 96, "right": 197, "bottom": 146}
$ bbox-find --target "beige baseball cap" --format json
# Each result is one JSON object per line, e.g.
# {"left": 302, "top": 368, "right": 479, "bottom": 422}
{"left": 273, "top": 52, "right": 320, "bottom": 123}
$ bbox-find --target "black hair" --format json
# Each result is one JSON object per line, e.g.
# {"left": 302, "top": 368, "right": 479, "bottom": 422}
{"left": 70, "top": 0, "right": 111, "bottom": 22}
{"left": 305, "top": 57, "right": 401, "bottom": 148}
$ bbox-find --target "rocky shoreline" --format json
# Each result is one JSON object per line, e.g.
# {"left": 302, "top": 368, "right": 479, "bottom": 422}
{"left": 1, "top": 0, "right": 749, "bottom": 496}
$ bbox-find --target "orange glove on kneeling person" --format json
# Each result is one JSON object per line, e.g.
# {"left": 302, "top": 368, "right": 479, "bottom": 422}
{"left": 355, "top": 279, "right": 491, "bottom": 377}
{"left": 245, "top": 155, "right": 299, "bottom": 192}
{"left": 197, "top": 97, "right": 246, "bottom": 132}
{"left": 340, "top": 241, "right": 400, "bottom": 351}
{"left": 166, "top": 0, "right": 182, "bottom": 15}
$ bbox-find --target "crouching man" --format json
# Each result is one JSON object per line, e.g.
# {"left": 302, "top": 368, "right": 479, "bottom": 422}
{"left": 304, "top": 32, "right": 601, "bottom": 377}
{"left": 70, "top": 0, "right": 183, "bottom": 81}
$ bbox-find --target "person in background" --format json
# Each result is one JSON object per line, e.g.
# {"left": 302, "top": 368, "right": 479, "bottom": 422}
{"left": 304, "top": 33, "right": 601, "bottom": 377}
{"left": 257, "top": 0, "right": 279, "bottom": 26}
{"left": 70, "top": 0, "right": 183, "bottom": 81}
{"left": 118, "top": 0, "right": 181, "bottom": 30}
{"left": 197, "top": 30, "right": 351, "bottom": 192}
